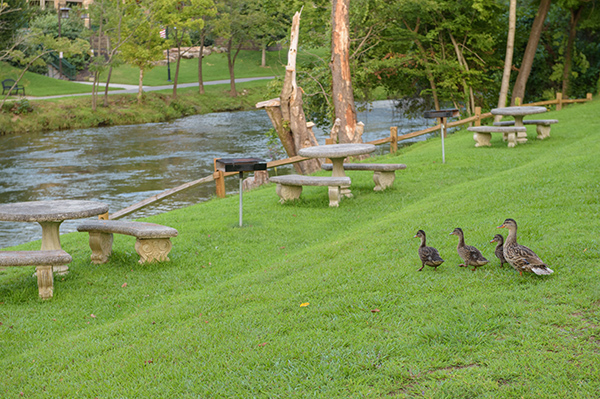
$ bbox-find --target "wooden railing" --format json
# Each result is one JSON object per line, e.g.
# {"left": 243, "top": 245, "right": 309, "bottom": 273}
{"left": 109, "top": 92, "right": 593, "bottom": 220}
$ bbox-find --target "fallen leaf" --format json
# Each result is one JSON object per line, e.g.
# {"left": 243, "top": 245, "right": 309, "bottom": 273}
{"left": 90, "top": 314, "right": 96, "bottom": 318}
{"left": 121, "top": 283, "right": 127, "bottom": 288}
{"left": 258, "top": 342, "right": 268, "bottom": 347}
{"left": 371, "top": 309, "right": 380, "bottom": 313}
{"left": 300, "top": 302, "right": 310, "bottom": 307}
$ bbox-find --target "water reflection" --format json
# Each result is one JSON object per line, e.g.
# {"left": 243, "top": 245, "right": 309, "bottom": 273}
{"left": 0, "top": 100, "right": 433, "bottom": 248}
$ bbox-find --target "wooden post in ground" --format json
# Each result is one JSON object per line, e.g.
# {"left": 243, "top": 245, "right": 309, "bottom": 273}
{"left": 390, "top": 126, "right": 398, "bottom": 153}
{"left": 586, "top": 93, "right": 592, "bottom": 101}
{"left": 475, "top": 107, "right": 481, "bottom": 127}
{"left": 98, "top": 212, "right": 109, "bottom": 220}
{"left": 556, "top": 92, "right": 563, "bottom": 110}
{"left": 214, "top": 158, "right": 226, "bottom": 198}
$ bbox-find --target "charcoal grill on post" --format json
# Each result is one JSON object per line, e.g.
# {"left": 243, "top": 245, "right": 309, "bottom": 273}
{"left": 423, "top": 109, "right": 459, "bottom": 164}
{"left": 215, "top": 158, "right": 267, "bottom": 227}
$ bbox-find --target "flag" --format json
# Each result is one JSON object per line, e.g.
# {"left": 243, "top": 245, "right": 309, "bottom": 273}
{"left": 159, "top": 28, "right": 166, "bottom": 39}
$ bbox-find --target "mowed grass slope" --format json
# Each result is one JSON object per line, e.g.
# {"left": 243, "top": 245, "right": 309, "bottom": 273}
{"left": 0, "top": 99, "right": 599, "bottom": 398}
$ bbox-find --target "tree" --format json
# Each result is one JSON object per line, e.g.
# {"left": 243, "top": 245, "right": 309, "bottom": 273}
{"left": 152, "top": 0, "right": 214, "bottom": 99}
{"left": 331, "top": 0, "right": 360, "bottom": 144}
{"left": 119, "top": 1, "right": 165, "bottom": 103}
{"left": 496, "top": 0, "right": 517, "bottom": 120}
{"left": 511, "top": 0, "right": 551, "bottom": 104}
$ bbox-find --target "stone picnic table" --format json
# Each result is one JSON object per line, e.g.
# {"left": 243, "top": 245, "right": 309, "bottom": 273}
{"left": 0, "top": 200, "right": 109, "bottom": 274}
{"left": 491, "top": 106, "right": 547, "bottom": 144}
{"left": 298, "top": 143, "right": 376, "bottom": 198}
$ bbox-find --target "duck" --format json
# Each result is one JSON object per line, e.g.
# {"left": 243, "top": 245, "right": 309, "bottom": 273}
{"left": 497, "top": 218, "right": 553, "bottom": 275}
{"left": 414, "top": 230, "right": 444, "bottom": 271}
{"left": 490, "top": 234, "right": 507, "bottom": 267}
{"left": 449, "top": 227, "right": 489, "bottom": 271}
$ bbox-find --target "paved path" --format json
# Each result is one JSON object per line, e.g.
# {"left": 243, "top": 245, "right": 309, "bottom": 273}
{"left": 25, "top": 76, "right": 275, "bottom": 101}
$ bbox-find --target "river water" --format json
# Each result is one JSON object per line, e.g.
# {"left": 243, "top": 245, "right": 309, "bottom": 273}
{"left": 0, "top": 100, "right": 433, "bottom": 248}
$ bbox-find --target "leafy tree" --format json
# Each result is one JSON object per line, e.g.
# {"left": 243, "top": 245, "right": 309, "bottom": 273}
{"left": 151, "top": 0, "right": 214, "bottom": 99}
{"left": 0, "top": 0, "right": 32, "bottom": 50}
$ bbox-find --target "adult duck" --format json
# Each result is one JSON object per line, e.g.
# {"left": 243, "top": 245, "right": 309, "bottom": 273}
{"left": 414, "top": 230, "right": 444, "bottom": 271}
{"left": 490, "top": 234, "right": 507, "bottom": 267}
{"left": 450, "top": 228, "right": 489, "bottom": 271}
{"left": 497, "top": 218, "right": 553, "bottom": 275}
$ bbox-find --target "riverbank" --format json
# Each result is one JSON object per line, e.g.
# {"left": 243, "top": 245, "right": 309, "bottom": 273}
{"left": 1, "top": 99, "right": 599, "bottom": 397}
{"left": 0, "top": 79, "right": 272, "bottom": 135}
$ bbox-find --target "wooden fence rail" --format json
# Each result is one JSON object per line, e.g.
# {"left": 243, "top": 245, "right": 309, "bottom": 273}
{"left": 109, "top": 92, "right": 593, "bottom": 219}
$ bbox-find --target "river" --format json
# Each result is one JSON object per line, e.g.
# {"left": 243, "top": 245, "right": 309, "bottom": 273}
{"left": 0, "top": 100, "right": 433, "bottom": 248}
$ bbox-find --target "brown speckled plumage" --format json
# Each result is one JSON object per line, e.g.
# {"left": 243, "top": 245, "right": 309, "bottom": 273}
{"left": 414, "top": 230, "right": 444, "bottom": 271}
{"left": 498, "top": 219, "right": 553, "bottom": 276}
{"left": 449, "top": 228, "right": 488, "bottom": 271}
{"left": 490, "top": 234, "right": 507, "bottom": 267}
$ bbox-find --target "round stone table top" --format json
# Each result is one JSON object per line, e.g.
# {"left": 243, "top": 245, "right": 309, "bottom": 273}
{"left": 491, "top": 106, "right": 547, "bottom": 116}
{"left": 0, "top": 200, "right": 109, "bottom": 223}
{"left": 298, "top": 143, "right": 376, "bottom": 159}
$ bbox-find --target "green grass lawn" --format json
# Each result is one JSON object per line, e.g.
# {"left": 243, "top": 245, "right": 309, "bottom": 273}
{"left": 1, "top": 98, "right": 599, "bottom": 397}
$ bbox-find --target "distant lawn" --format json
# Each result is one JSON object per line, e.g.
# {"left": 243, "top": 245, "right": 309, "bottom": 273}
{"left": 1, "top": 97, "right": 599, "bottom": 397}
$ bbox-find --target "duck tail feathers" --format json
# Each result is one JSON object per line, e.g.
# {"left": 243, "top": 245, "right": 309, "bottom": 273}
{"left": 532, "top": 266, "right": 554, "bottom": 275}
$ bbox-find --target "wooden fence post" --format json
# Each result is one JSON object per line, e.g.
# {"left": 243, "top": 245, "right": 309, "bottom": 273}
{"left": 587, "top": 93, "right": 593, "bottom": 101}
{"left": 475, "top": 107, "right": 481, "bottom": 127}
{"left": 556, "top": 93, "right": 563, "bottom": 111}
{"left": 390, "top": 126, "right": 398, "bottom": 153}
{"left": 213, "top": 158, "right": 226, "bottom": 198}
{"left": 98, "top": 212, "right": 109, "bottom": 220}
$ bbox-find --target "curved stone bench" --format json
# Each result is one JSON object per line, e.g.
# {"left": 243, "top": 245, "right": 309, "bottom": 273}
{"left": 269, "top": 175, "right": 351, "bottom": 207}
{"left": 0, "top": 250, "right": 72, "bottom": 299}
{"left": 467, "top": 126, "right": 527, "bottom": 148}
{"left": 321, "top": 163, "right": 406, "bottom": 191}
{"left": 77, "top": 220, "right": 178, "bottom": 264}
{"left": 493, "top": 119, "right": 558, "bottom": 140}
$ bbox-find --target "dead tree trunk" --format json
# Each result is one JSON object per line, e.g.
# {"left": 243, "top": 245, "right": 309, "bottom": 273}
{"left": 255, "top": 10, "right": 321, "bottom": 175}
{"left": 331, "top": 0, "right": 361, "bottom": 143}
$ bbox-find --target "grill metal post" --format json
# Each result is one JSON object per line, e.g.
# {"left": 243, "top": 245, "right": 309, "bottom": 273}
{"left": 238, "top": 171, "right": 243, "bottom": 227}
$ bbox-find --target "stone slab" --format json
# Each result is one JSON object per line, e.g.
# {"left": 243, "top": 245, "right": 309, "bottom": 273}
{"left": 298, "top": 144, "right": 376, "bottom": 159}
{"left": 467, "top": 126, "right": 527, "bottom": 133}
{"left": 0, "top": 200, "right": 109, "bottom": 222}
{"left": 0, "top": 250, "right": 72, "bottom": 266}
{"left": 491, "top": 106, "right": 547, "bottom": 116}
{"left": 321, "top": 163, "right": 406, "bottom": 172}
{"left": 77, "top": 220, "right": 178, "bottom": 239}
{"left": 270, "top": 175, "right": 351, "bottom": 187}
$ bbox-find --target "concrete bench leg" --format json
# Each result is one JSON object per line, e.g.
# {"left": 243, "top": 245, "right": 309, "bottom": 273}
{"left": 536, "top": 125, "right": 551, "bottom": 139}
{"left": 328, "top": 186, "right": 341, "bottom": 207}
{"left": 135, "top": 238, "right": 173, "bottom": 264}
{"left": 516, "top": 131, "right": 528, "bottom": 144}
{"left": 275, "top": 184, "right": 302, "bottom": 203}
{"left": 373, "top": 171, "right": 396, "bottom": 191}
{"left": 36, "top": 265, "right": 54, "bottom": 299}
{"left": 507, "top": 132, "right": 517, "bottom": 148}
{"left": 473, "top": 132, "right": 491, "bottom": 147}
{"left": 88, "top": 232, "right": 113, "bottom": 264}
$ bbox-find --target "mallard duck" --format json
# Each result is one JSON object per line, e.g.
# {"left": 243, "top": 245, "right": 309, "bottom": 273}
{"left": 449, "top": 227, "right": 489, "bottom": 271}
{"left": 497, "top": 218, "right": 553, "bottom": 275}
{"left": 490, "top": 234, "right": 507, "bottom": 267}
{"left": 414, "top": 230, "right": 444, "bottom": 271}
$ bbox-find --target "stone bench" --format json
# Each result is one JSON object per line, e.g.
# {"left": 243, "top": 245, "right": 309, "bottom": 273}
{"left": 321, "top": 163, "right": 406, "bottom": 191}
{"left": 467, "top": 126, "right": 527, "bottom": 148}
{"left": 0, "top": 250, "right": 72, "bottom": 299}
{"left": 77, "top": 220, "right": 178, "bottom": 264}
{"left": 493, "top": 119, "right": 558, "bottom": 140}
{"left": 269, "top": 175, "right": 351, "bottom": 207}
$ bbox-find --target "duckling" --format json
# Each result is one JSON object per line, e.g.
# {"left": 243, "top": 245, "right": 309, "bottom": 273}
{"left": 449, "top": 227, "right": 489, "bottom": 271}
{"left": 497, "top": 218, "right": 553, "bottom": 275}
{"left": 490, "top": 234, "right": 507, "bottom": 267}
{"left": 414, "top": 230, "right": 444, "bottom": 271}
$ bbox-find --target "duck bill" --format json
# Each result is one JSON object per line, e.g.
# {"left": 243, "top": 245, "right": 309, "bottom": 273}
{"left": 497, "top": 224, "right": 506, "bottom": 229}
{"left": 489, "top": 239, "right": 495, "bottom": 243}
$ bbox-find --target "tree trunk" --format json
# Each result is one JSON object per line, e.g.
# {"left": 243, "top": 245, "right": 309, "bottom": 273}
{"left": 173, "top": 42, "right": 182, "bottom": 100}
{"left": 496, "top": 0, "right": 517, "bottom": 121}
{"left": 261, "top": 44, "right": 266, "bottom": 67}
{"left": 103, "top": 66, "right": 113, "bottom": 107}
{"left": 331, "top": 0, "right": 360, "bottom": 143}
{"left": 447, "top": 31, "right": 474, "bottom": 116}
{"left": 256, "top": 10, "right": 320, "bottom": 175}
{"left": 226, "top": 38, "right": 241, "bottom": 97}
{"left": 562, "top": 5, "right": 583, "bottom": 97}
{"left": 511, "top": 0, "right": 551, "bottom": 105}
{"left": 138, "top": 68, "right": 144, "bottom": 104}
{"left": 198, "top": 31, "right": 205, "bottom": 95}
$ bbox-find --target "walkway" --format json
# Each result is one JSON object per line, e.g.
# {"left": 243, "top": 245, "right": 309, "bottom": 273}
{"left": 25, "top": 76, "right": 275, "bottom": 101}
